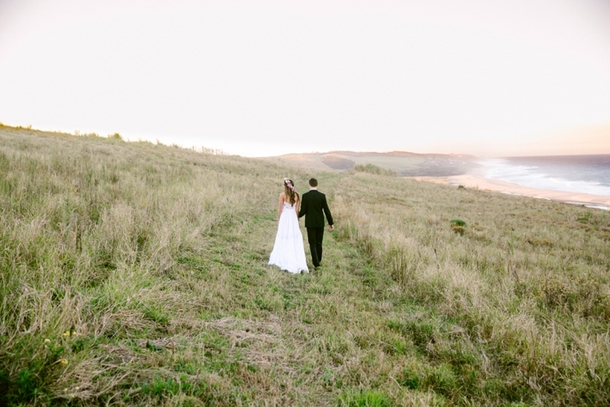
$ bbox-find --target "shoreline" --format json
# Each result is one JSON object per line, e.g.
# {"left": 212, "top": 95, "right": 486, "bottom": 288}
{"left": 410, "top": 169, "right": 610, "bottom": 210}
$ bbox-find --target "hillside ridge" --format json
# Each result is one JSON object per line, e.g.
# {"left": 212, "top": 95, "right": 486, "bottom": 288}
{"left": 269, "top": 150, "right": 479, "bottom": 176}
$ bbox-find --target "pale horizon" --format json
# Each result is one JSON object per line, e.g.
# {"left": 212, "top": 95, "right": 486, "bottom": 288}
{"left": 2, "top": 121, "right": 610, "bottom": 160}
{"left": 1, "top": 0, "right": 609, "bottom": 157}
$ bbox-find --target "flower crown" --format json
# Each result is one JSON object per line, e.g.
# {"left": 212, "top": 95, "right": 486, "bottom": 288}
{"left": 284, "top": 178, "right": 295, "bottom": 191}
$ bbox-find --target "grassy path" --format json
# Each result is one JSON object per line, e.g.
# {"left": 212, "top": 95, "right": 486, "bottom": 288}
{"left": 167, "top": 172, "right": 403, "bottom": 406}
{"left": 169, "top": 172, "right": 447, "bottom": 406}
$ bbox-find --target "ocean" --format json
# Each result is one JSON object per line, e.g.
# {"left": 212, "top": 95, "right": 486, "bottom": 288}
{"left": 479, "top": 154, "right": 610, "bottom": 197}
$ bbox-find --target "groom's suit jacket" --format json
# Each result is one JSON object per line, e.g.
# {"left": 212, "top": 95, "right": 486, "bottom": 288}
{"left": 299, "top": 189, "right": 333, "bottom": 228}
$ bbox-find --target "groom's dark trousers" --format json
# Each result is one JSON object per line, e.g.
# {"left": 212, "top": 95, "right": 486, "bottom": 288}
{"left": 307, "top": 227, "right": 325, "bottom": 268}
{"left": 299, "top": 189, "right": 333, "bottom": 268}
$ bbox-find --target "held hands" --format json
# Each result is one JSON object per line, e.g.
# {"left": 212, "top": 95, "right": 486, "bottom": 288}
{"left": 328, "top": 225, "right": 334, "bottom": 232}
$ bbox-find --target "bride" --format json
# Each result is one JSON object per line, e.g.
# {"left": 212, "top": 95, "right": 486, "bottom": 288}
{"left": 268, "top": 178, "right": 309, "bottom": 274}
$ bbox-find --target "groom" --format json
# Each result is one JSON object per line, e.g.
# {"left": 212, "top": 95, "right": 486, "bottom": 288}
{"left": 299, "top": 178, "right": 334, "bottom": 269}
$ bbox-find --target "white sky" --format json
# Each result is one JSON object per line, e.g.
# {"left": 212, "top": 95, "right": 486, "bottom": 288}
{"left": 1, "top": 0, "right": 609, "bottom": 157}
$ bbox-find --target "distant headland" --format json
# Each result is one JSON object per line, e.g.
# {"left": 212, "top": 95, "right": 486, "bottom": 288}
{"left": 266, "top": 150, "right": 480, "bottom": 177}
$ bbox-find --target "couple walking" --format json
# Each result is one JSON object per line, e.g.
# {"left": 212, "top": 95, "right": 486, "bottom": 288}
{"left": 268, "top": 178, "right": 334, "bottom": 274}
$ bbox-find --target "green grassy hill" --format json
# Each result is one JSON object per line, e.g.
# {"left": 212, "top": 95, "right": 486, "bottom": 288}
{"left": 1, "top": 125, "right": 609, "bottom": 406}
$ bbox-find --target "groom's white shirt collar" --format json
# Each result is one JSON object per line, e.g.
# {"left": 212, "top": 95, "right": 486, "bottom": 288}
{"left": 309, "top": 187, "right": 318, "bottom": 190}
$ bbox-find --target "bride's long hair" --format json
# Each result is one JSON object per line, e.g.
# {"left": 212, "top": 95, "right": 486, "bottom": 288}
{"left": 283, "top": 179, "right": 299, "bottom": 205}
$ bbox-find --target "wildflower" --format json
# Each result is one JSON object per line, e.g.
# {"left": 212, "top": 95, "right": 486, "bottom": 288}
{"left": 58, "top": 358, "right": 68, "bottom": 365}
{"left": 44, "top": 338, "right": 51, "bottom": 343}
{"left": 63, "top": 330, "right": 71, "bottom": 337}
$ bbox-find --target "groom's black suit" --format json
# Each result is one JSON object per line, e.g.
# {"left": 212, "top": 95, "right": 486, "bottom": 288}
{"left": 298, "top": 189, "right": 333, "bottom": 268}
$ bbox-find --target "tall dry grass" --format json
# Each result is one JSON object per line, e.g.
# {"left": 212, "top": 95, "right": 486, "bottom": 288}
{"left": 0, "top": 127, "right": 306, "bottom": 405}
{"left": 2, "top": 125, "right": 609, "bottom": 406}
{"left": 332, "top": 172, "right": 610, "bottom": 405}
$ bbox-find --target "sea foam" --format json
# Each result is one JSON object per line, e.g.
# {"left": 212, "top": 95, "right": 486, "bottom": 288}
{"left": 479, "top": 155, "right": 610, "bottom": 197}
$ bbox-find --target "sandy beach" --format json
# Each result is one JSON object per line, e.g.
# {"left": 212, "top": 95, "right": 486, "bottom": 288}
{"left": 411, "top": 168, "right": 610, "bottom": 210}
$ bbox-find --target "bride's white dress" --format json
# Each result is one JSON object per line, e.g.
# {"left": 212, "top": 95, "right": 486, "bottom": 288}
{"left": 269, "top": 202, "right": 309, "bottom": 273}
